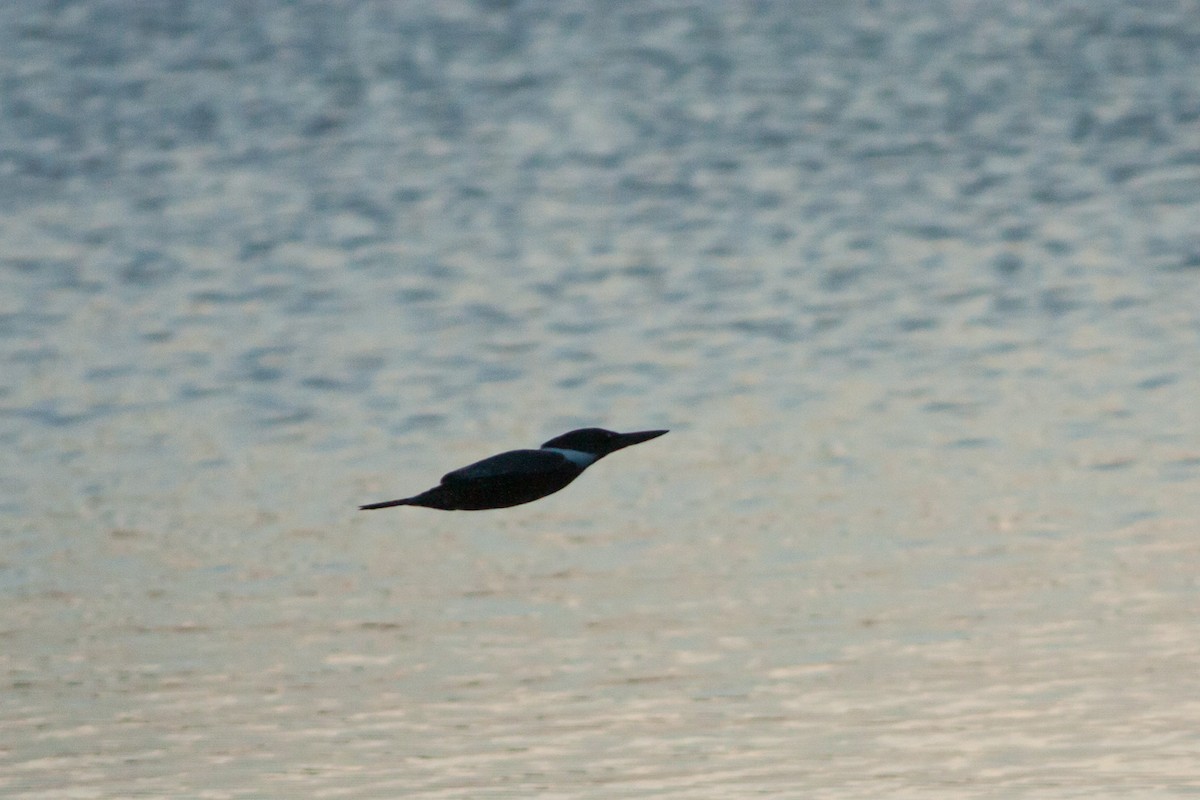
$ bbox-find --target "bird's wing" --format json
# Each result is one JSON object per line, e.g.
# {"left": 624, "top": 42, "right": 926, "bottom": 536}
{"left": 441, "top": 449, "right": 569, "bottom": 484}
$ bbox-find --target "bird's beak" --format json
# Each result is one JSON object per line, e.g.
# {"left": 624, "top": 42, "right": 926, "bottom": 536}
{"left": 612, "top": 429, "right": 669, "bottom": 451}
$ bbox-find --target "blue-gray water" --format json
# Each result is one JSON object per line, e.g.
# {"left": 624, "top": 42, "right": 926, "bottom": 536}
{"left": 3, "top": 1, "right": 1200, "bottom": 796}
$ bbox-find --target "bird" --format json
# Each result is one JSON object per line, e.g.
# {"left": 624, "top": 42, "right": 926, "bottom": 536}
{"left": 359, "top": 427, "right": 668, "bottom": 511}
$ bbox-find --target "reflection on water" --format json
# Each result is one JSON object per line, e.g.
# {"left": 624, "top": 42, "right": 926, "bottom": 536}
{"left": 3, "top": 1, "right": 1200, "bottom": 796}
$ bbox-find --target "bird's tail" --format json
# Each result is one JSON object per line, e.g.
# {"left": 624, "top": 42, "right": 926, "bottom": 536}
{"left": 359, "top": 485, "right": 460, "bottom": 511}
{"left": 359, "top": 497, "right": 417, "bottom": 511}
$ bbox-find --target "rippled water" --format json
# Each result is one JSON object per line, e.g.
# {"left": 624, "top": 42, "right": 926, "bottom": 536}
{"left": 3, "top": 1, "right": 1200, "bottom": 797}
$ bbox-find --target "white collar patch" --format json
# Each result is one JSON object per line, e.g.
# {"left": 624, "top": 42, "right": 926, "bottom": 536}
{"left": 543, "top": 447, "right": 600, "bottom": 467}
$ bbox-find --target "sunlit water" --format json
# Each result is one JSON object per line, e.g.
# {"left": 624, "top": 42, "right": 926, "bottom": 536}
{"left": 3, "top": 2, "right": 1200, "bottom": 797}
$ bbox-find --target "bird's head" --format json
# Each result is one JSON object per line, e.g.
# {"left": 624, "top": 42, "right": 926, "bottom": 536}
{"left": 541, "top": 427, "right": 668, "bottom": 458}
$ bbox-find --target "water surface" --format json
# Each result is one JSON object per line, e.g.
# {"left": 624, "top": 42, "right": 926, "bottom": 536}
{"left": 3, "top": 1, "right": 1200, "bottom": 796}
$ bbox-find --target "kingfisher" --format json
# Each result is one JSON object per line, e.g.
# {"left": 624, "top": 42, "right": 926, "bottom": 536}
{"left": 359, "top": 427, "right": 668, "bottom": 511}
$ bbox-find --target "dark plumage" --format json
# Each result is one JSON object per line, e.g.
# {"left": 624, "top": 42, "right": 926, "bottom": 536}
{"left": 359, "top": 427, "right": 668, "bottom": 511}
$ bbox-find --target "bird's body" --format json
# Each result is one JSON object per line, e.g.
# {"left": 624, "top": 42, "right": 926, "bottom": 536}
{"left": 360, "top": 428, "right": 667, "bottom": 511}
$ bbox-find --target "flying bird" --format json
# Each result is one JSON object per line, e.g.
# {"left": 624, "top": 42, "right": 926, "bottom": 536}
{"left": 359, "top": 427, "right": 668, "bottom": 511}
